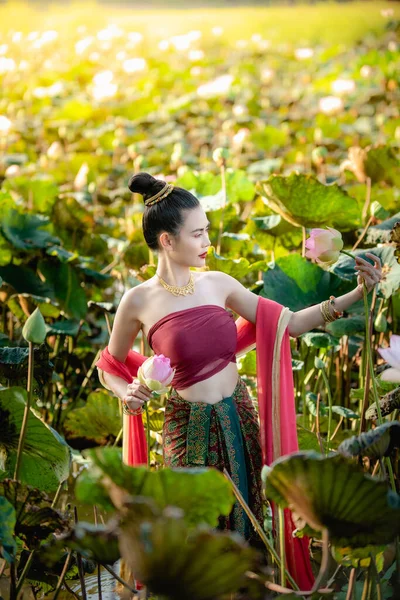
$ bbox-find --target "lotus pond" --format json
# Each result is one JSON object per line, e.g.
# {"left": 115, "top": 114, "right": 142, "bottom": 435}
{"left": 0, "top": 1, "right": 400, "bottom": 599}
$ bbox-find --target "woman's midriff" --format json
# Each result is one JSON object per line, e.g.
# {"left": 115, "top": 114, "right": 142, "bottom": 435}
{"left": 172, "top": 362, "right": 239, "bottom": 404}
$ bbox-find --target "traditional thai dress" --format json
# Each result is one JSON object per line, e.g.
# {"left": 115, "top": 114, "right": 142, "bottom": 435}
{"left": 96, "top": 296, "right": 314, "bottom": 590}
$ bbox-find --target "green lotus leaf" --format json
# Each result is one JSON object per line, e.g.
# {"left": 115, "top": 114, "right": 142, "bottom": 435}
{"left": 64, "top": 391, "right": 121, "bottom": 445}
{"left": 0, "top": 495, "right": 16, "bottom": 562}
{"left": 206, "top": 248, "right": 251, "bottom": 279}
{"left": 331, "top": 406, "right": 359, "bottom": 420}
{"left": 46, "top": 246, "right": 78, "bottom": 263}
{"left": 338, "top": 422, "right": 400, "bottom": 459}
{"left": 76, "top": 447, "right": 234, "bottom": 528}
{"left": 265, "top": 451, "right": 400, "bottom": 546}
{"left": 256, "top": 173, "right": 360, "bottom": 229}
{"left": 0, "top": 480, "right": 68, "bottom": 550}
{"left": 144, "top": 409, "right": 164, "bottom": 433}
{"left": 0, "top": 346, "right": 54, "bottom": 388}
{"left": 0, "top": 388, "right": 71, "bottom": 492}
{"left": 261, "top": 254, "right": 353, "bottom": 312}
{"left": 331, "top": 544, "right": 385, "bottom": 569}
{"left": 0, "top": 210, "right": 60, "bottom": 250}
{"left": 0, "top": 234, "right": 12, "bottom": 266}
{"left": 45, "top": 319, "right": 81, "bottom": 337}
{"left": 305, "top": 392, "right": 328, "bottom": 417}
{"left": 297, "top": 426, "right": 323, "bottom": 453}
{"left": 119, "top": 498, "right": 255, "bottom": 600}
{"left": 0, "top": 264, "right": 53, "bottom": 299}
{"left": 38, "top": 260, "right": 87, "bottom": 320}
{"left": 326, "top": 316, "right": 365, "bottom": 337}
{"left": 238, "top": 350, "right": 256, "bottom": 377}
{"left": 301, "top": 331, "right": 338, "bottom": 349}
{"left": 365, "top": 146, "right": 400, "bottom": 186}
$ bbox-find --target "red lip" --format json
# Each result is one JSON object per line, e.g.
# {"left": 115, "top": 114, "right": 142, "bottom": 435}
{"left": 199, "top": 253, "right": 207, "bottom": 258}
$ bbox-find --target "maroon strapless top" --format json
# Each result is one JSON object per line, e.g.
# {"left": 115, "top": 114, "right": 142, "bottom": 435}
{"left": 147, "top": 305, "right": 237, "bottom": 390}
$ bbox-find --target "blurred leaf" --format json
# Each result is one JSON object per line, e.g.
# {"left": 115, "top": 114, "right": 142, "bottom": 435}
{"left": 338, "top": 422, "right": 400, "bottom": 459}
{"left": 0, "top": 496, "right": 16, "bottom": 562}
{"left": 0, "top": 480, "right": 68, "bottom": 550}
{"left": 119, "top": 498, "right": 254, "bottom": 600}
{"left": 0, "top": 264, "right": 53, "bottom": 298}
{"left": 326, "top": 316, "right": 365, "bottom": 337}
{"left": 64, "top": 391, "right": 121, "bottom": 445}
{"left": 365, "top": 146, "right": 400, "bottom": 186}
{"left": 38, "top": 260, "right": 87, "bottom": 319}
{"left": 0, "top": 210, "right": 60, "bottom": 250}
{"left": 261, "top": 254, "right": 353, "bottom": 311}
{"left": 265, "top": 451, "right": 400, "bottom": 546}
{"left": 76, "top": 447, "right": 234, "bottom": 528}
{"left": 257, "top": 173, "right": 360, "bottom": 229}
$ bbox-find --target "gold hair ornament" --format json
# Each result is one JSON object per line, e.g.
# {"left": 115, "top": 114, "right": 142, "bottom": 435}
{"left": 144, "top": 182, "right": 174, "bottom": 207}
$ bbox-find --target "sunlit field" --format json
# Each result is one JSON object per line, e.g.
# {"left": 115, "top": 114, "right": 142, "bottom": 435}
{"left": 0, "top": 1, "right": 400, "bottom": 599}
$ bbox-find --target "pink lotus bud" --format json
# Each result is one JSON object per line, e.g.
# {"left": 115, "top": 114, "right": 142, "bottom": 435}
{"left": 137, "top": 354, "right": 175, "bottom": 394}
{"left": 305, "top": 227, "right": 343, "bottom": 265}
{"left": 378, "top": 335, "right": 400, "bottom": 382}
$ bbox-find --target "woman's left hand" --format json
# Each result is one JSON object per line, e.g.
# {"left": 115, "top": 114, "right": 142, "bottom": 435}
{"left": 355, "top": 253, "right": 383, "bottom": 293}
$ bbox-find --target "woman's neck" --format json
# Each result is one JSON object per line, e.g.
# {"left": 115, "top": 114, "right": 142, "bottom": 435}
{"left": 156, "top": 258, "right": 191, "bottom": 287}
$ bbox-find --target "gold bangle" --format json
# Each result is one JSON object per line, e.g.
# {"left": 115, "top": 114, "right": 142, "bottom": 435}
{"left": 320, "top": 300, "right": 336, "bottom": 323}
{"left": 329, "top": 296, "right": 343, "bottom": 319}
{"left": 122, "top": 400, "right": 144, "bottom": 416}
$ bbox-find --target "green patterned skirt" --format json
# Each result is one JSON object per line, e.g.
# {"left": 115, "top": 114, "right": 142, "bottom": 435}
{"left": 163, "top": 377, "right": 264, "bottom": 541}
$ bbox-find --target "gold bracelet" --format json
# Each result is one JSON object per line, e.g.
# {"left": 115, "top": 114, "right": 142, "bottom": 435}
{"left": 320, "top": 299, "right": 336, "bottom": 323}
{"left": 329, "top": 296, "right": 344, "bottom": 319}
{"left": 122, "top": 400, "right": 144, "bottom": 416}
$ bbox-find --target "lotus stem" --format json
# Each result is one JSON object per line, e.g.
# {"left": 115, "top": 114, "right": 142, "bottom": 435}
{"left": 315, "top": 393, "right": 324, "bottom": 453}
{"left": 53, "top": 550, "right": 73, "bottom": 600}
{"left": 145, "top": 402, "right": 151, "bottom": 466}
{"left": 216, "top": 162, "right": 227, "bottom": 255}
{"left": 15, "top": 551, "right": 36, "bottom": 596}
{"left": 320, "top": 367, "right": 333, "bottom": 449}
{"left": 112, "top": 427, "right": 123, "bottom": 448}
{"left": 310, "top": 528, "right": 330, "bottom": 594}
{"left": 94, "top": 507, "right": 103, "bottom": 600}
{"left": 222, "top": 468, "right": 299, "bottom": 591}
{"left": 75, "top": 349, "right": 101, "bottom": 404}
{"left": 362, "top": 283, "right": 396, "bottom": 491}
{"left": 370, "top": 555, "right": 382, "bottom": 600}
{"left": 14, "top": 341, "right": 34, "bottom": 480}
{"left": 345, "top": 568, "right": 356, "bottom": 600}
{"left": 278, "top": 506, "right": 286, "bottom": 586}
{"left": 74, "top": 507, "right": 87, "bottom": 600}
{"left": 102, "top": 564, "right": 138, "bottom": 595}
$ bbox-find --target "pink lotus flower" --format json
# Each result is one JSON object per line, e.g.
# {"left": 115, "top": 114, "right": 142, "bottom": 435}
{"left": 137, "top": 354, "right": 175, "bottom": 394}
{"left": 378, "top": 335, "right": 400, "bottom": 383}
{"left": 305, "top": 227, "right": 344, "bottom": 265}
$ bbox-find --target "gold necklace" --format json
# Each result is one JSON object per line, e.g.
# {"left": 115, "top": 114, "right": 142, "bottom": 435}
{"left": 156, "top": 272, "right": 195, "bottom": 297}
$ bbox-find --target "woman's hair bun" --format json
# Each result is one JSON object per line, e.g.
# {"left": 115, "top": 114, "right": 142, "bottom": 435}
{"left": 128, "top": 172, "right": 162, "bottom": 202}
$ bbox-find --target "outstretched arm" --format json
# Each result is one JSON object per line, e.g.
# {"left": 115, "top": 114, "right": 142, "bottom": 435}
{"left": 220, "top": 252, "right": 382, "bottom": 338}
{"left": 288, "top": 253, "right": 382, "bottom": 336}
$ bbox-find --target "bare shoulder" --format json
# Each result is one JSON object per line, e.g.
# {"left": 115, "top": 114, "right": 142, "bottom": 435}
{"left": 201, "top": 270, "right": 239, "bottom": 291}
{"left": 119, "top": 278, "right": 158, "bottom": 319}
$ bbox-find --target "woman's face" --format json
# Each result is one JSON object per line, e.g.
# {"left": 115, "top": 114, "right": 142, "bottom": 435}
{"left": 162, "top": 205, "right": 211, "bottom": 267}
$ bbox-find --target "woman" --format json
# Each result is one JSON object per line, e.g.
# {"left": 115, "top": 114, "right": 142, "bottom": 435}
{"left": 97, "top": 172, "right": 382, "bottom": 588}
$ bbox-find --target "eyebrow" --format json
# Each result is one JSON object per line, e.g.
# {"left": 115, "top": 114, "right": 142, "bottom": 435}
{"left": 190, "top": 221, "right": 210, "bottom": 234}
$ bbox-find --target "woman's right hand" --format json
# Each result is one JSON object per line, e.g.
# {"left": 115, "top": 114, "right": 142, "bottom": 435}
{"left": 122, "top": 378, "right": 152, "bottom": 411}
